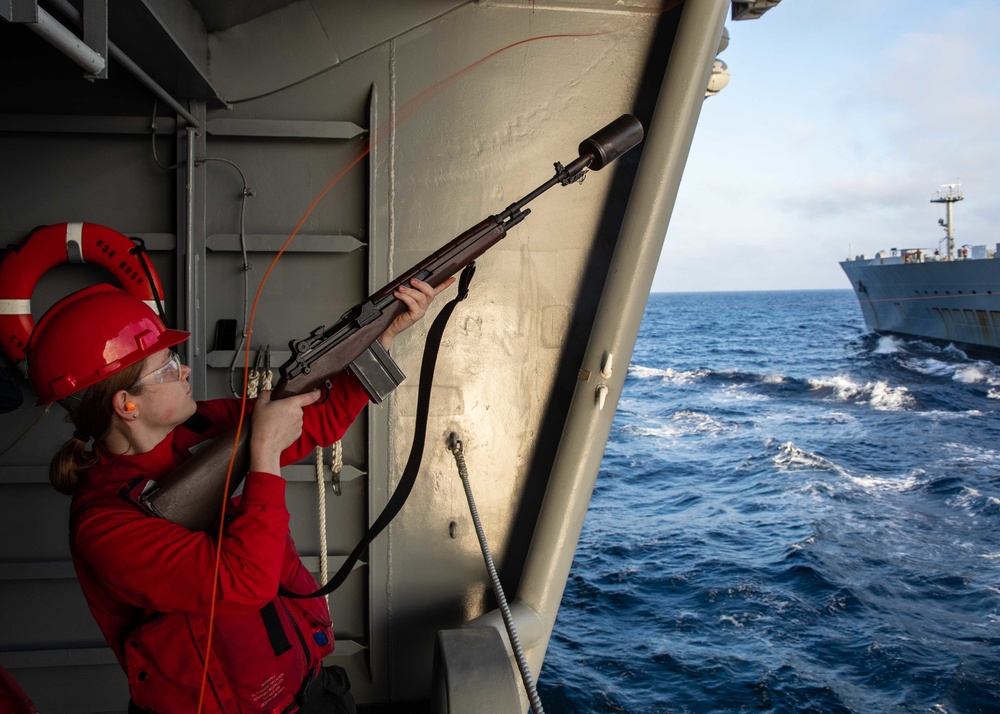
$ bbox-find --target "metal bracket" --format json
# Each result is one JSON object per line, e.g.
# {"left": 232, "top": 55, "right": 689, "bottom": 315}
{"left": 83, "top": 0, "right": 108, "bottom": 79}
{"left": 2, "top": 0, "right": 38, "bottom": 23}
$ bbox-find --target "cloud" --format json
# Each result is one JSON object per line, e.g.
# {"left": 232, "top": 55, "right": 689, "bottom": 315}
{"left": 652, "top": 2, "right": 1000, "bottom": 293}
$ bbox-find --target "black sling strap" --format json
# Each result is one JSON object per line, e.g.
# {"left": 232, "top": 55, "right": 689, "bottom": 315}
{"left": 281, "top": 263, "right": 476, "bottom": 599}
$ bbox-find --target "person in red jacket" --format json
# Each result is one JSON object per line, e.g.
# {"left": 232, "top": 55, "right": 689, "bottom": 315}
{"left": 26, "top": 278, "right": 451, "bottom": 713}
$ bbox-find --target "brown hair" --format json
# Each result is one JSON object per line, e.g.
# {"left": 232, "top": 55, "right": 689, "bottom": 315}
{"left": 49, "top": 360, "right": 147, "bottom": 495}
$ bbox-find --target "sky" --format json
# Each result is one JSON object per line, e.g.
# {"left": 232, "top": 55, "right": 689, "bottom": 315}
{"left": 652, "top": 0, "right": 1000, "bottom": 293}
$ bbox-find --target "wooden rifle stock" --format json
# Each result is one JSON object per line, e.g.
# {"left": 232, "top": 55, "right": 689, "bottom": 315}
{"left": 142, "top": 113, "right": 645, "bottom": 532}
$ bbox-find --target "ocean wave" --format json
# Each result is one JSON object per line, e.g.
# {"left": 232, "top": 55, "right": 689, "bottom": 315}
{"left": 770, "top": 441, "right": 920, "bottom": 494}
{"left": 807, "top": 374, "right": 915, "bottom": 411}
{"left": 628, "top": 364, "right": 709, "bottom": 384}
{"left": 953, "top": 364, "right": 993, "bottom": 384}
{"left": 843, "top": 471, "right": 920, "bottom": 494}
{"left": 941, "top": 441, "right": 1000, "bottom": 465}
{"left": 629, "top": 364, "right": 792, "bottom": 391}
{"left": 901, "top": 355, "right": 1000, "bottom": 385}
{"left": 901, "top": 357, "right": 956, "bottom": 378}
{"left": 625, "top": 410, "right": 732, "bottom": 439}
{"left": 874, "top": 335, "right": 907, "bottom": 354}
{"left": 948, "top": 487, "right": 1000, "bottom": 517}
{"left": 771, "top": 441, "right": 853, "bottom": 479}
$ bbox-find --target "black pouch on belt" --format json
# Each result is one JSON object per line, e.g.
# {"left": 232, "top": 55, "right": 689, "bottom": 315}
{"left": 297, "top": 664, "right": 356, "bottom": 714}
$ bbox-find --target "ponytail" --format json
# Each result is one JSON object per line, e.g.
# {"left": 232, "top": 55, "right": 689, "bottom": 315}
{"left": 49, "top": 437, "right": 98, "bottom": 495}
{"left": 49, "top": 360, "right": 146, "bottom": 495}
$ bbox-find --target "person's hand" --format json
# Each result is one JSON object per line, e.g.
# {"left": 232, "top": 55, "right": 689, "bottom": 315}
{"left": 249, "top": 389, "right": 321, "bottom": 475}
{"left": 378, "top": 277, "right": 456, "bottom": 350}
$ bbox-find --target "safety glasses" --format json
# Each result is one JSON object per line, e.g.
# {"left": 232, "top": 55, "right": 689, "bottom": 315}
{"left": 133, "top": 351, "right": 182, "bottom": 387}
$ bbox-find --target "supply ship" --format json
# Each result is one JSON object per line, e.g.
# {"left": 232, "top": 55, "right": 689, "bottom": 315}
{"left": 0, "top": 1, "right": 781, "bottom": 711}
{"left": 841, "top": 184, "right": 1000, "bottom": 355}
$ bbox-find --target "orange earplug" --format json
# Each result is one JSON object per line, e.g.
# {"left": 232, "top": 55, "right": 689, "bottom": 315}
{"left": 125, "top": 402, "right": 137, "bottom": 412}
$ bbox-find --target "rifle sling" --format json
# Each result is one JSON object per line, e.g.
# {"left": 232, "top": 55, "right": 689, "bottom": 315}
{"left": 281, "top": 262, "right": 477, "bottom": 599}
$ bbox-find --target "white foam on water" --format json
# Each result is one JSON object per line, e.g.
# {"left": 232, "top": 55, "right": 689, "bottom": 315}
{"left": 953, "top": 364, "right": 988, "bottom": 384}
{"left": 902, "top": 357, "right": 954, "bottom": 378}
{"left": 942, "top": 441, "right": 1000, "bottom": 465}
{"left": 772, "top": 441, "right": 852, "bottom": 479}
{"left": 773, "top": 441, "right": 919, "bottom": 493}
{"left": 867, "top": 381, "right": 915, "bottom": 410}
{"left": 629, "top": 364, "right": 710, "bottom": 384}
{"left": 948, "top": 486, "right": 1000, "bottom": 514}
{"left": 627, "top": 410, "right": 731, "bottom": 439}
{"left": 874, "top": 335, "right": 906, "bottom": 354}
{"left": 714, "top": 384, "right": 767, "bottom": 404}
{"left": 943, "top": 343, "right": 970, "bottom": 359}
{"left": 845, "top": 471, "right": 920, "bottom": 493}
{"left": 807, "top": 374, "right": 914, "bottom": 411}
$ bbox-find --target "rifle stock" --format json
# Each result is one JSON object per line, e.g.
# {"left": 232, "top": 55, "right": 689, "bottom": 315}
{"left": 141, "top": 420, "right": 250, "bottom": 531}
{"left": 143, "top": 114, "right": 644, "bottom": 532}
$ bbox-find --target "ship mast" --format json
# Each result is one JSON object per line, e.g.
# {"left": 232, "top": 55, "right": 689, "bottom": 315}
{"left": 931, "top": 183, "right": 963, "bottom": 261}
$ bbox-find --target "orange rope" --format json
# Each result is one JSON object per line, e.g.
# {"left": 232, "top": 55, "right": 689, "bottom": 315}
{"left": 196, "top": 142, "right": 370, "bottom": 711}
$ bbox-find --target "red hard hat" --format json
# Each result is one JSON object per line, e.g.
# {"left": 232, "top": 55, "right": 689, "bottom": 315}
{"left": 26, "top": 284, "right": 189, "bottom": 405}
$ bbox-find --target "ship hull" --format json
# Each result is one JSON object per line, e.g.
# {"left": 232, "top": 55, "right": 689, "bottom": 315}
{"left": 840, "top": 258, "right": 1000, "bottom": 353}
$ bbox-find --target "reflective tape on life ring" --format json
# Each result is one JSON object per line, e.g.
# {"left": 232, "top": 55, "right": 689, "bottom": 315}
{"left": 0, "top": 222, "right": 166, "bottom": 364}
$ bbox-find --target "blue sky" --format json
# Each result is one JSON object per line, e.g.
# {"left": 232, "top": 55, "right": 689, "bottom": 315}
{"left": 653, "top": 0, "right": 1000, "bottom": 292}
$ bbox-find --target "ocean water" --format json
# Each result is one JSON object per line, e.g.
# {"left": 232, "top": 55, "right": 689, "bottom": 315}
{"left": 538, "top": 290, "right": 1000, "bottom": 714}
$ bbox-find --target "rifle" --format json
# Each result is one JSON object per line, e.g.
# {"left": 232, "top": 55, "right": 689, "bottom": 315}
{"left": 141, "top": 114, "right": 644, "bottom": 532}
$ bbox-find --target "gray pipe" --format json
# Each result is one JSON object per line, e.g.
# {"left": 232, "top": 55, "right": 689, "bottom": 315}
{"left": 25, "top": 6, "right": 105, "bottom": 75}
{"left": 186, "top": 127, "right": 197, "bottom": 350}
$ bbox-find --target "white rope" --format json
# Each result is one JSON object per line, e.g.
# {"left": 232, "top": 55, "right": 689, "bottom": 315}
{"left": 316, "top": 446, "right": 330, "bottom": 609}
{"left": 447, "top": 433, "right": 545, "bottom": 714}
{"left": 247, "top": 370, "right": 260, "bottom": 398}
{"left": 330, "top": 439, "right": 343, "bottom": 496}
{"left": 261, "top": 368, "right": 272, "bottom": 391}
{"left": 331, "top": 439, "right": 343, "bottom": 474}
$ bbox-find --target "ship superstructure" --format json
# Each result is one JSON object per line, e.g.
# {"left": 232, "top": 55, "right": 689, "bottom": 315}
{"left": 841, "top": 184, "right": 1000, "bottom": 353}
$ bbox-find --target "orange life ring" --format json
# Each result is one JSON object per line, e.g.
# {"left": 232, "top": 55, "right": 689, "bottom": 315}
{"left": 0, "top": 222, "right": 166, "bottom": 364}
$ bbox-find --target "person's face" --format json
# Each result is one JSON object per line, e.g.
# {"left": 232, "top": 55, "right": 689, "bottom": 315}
{"left": 129, "top": 348, "right": 197, "bottom": 427}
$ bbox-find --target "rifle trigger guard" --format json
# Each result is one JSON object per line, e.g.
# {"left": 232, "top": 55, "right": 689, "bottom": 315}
{"left": 317, "top": 379, "right": 333, "bottom": 405}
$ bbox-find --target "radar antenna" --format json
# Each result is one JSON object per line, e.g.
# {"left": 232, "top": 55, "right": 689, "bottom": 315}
{"left": 930, "top": 183, "right": 963, "bottom": 261}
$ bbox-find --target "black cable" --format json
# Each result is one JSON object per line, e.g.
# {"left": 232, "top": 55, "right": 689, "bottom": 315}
{"left": 128, "top": 237, "right": 168, "bottom": 324}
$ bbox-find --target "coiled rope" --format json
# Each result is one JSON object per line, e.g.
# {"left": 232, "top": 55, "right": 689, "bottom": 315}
{"left": 447, "top": 433, "right": 545, "bottom": 714}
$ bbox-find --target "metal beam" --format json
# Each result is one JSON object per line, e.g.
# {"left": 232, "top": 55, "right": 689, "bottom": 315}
{"left": 83, "top": 0, "right": 108, "bottom": 79}
{"left": 206, "top": 118, "right": 366, "bottom": 140}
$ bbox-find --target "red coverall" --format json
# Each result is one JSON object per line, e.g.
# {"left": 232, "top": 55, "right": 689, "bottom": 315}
{"left": 69, "top": 373, "right": 369, "bottom": 713}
